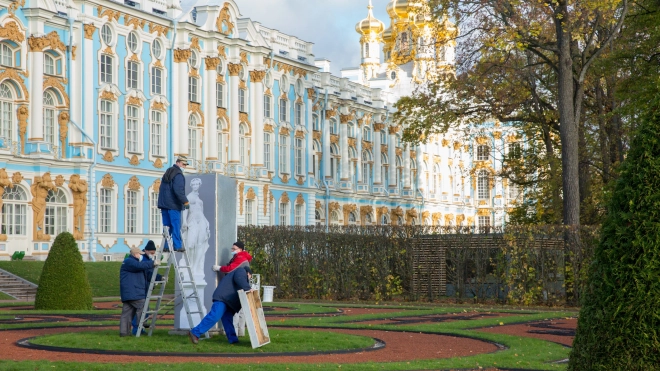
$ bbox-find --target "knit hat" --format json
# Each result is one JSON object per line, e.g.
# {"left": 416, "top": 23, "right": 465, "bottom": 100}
{"left": 233, "top": 241, "right": 245, "bottom": 250}
{"left": 144, "top": 240, "right": 157, "bottom": 251}
{"left": 129, "top": 247, "right": 142, "bottom": 255}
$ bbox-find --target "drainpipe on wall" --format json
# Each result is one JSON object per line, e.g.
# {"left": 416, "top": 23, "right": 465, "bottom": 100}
{"left": 67, "top": 12, "right": 97, "bottom": 261}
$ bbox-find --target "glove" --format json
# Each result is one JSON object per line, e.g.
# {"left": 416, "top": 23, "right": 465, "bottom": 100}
{"left": 212, "top": 265, "right": 221, "bottom": 272}
{"left": 183, "top": 203, "right": 190, "bottom": 210}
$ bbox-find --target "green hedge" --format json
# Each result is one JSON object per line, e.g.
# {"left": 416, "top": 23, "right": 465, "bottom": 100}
{"left": 568, "top": 97, "right": 660, "bottom": 369}
{"left": 35, "top": 232, "right": 93, "bottom": 310}
{"left": 238, "top": 224, "right": 598, "bottom": 305}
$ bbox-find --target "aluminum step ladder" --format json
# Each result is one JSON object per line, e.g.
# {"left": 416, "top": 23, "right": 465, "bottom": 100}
{"left": 136, "top": 226, "right": 209, "bottom": 339}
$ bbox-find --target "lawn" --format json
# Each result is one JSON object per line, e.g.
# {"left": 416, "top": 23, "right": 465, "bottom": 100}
{"left": 0, "top": 261, "right": 176, "bottom": 297}
{"left": 0, "top": 290, "right": 15, "bottom": 300}
{"left": 29, "top": 328, "right": 376, "bottom": 354}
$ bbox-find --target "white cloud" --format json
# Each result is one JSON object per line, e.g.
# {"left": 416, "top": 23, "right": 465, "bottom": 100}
{"left": 233, "top": 0, "right": 390, "bottom": 75}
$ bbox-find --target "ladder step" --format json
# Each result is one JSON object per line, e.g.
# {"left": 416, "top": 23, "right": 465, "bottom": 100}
{"left": 180, "top": 281, "right": 195, "bottom": 284}
{"left": 188, "top": 311, "right": 204, "bottom": 315}
{"left": 149, "top": 296, "right": 163, "bottom": 299}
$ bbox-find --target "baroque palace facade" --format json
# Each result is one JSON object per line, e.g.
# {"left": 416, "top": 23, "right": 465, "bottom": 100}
{"left": 0, "top": 0, "right": 519, "bottom": 261}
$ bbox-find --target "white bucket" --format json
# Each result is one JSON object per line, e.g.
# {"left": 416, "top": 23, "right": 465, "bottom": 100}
{"left": 262, "top": 286, "right": 276, "bottom": 303}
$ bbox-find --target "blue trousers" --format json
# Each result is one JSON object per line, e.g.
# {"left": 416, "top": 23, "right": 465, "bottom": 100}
{"left": 191, "top": 301, "right": 238, "bottom": 343}
{"left": 161, "top": 209, "right": 182, "bottom": 249}
{"left": 131, "top": 313, "right": 149, "bottom": 335}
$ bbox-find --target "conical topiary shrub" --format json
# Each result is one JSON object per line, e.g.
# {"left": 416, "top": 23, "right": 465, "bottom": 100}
{"left": 34, "top": 232, "right": 93, "bottom": 310}
{"left": 568, "top": 99, "right": 660, "bottom": 370}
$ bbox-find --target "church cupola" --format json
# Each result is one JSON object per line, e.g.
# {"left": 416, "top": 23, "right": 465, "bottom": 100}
{"left": 355, "top": 0, "right": 384, "bottom": 80}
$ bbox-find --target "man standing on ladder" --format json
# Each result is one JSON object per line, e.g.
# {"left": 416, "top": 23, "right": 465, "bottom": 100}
{"left": 158, "top": 156, "right": 190, "bottom": 252}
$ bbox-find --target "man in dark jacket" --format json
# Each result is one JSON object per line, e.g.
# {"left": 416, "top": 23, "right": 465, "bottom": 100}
{"left": 120, "top": 247, "right": 157, "bottom": 337}
{"left": 157, "top": 156, "right": 190, "bottom": 252}
{"left": 188, "top": 267, "right": 253, "bottom": 344}
{"left": 131, "top": 240, "right": 163, "bottom": 335}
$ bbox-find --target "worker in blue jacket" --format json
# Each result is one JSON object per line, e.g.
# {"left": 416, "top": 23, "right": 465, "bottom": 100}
{"left": 131, "top": 240, "right": 164, "bottom": 335}
{"left": 188, "top": 266, "right": 253, "bottom": 344}
{"left": 119, "top": 247, "right": 157, "bottom": 337}
{"left": 157, "top": 156, "right": 189, "bottom": 252}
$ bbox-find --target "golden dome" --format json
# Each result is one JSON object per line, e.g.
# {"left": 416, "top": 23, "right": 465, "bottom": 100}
{"left": 356, "top": 0, "right": 385, "bottom": 35}
{"left": 382, "top": 26, "right": 393, "bottom": 43}
{"left": 387, "top": 0, "right": 415, "bottom": 19}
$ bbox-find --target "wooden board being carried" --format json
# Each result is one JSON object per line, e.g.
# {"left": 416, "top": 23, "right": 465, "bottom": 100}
{"left": 238, "top": 289, "right": 270, "bottom": 348}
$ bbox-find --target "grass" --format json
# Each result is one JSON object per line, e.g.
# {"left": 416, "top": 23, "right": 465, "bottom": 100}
{"left": 0, "top": 290, "right": 15, "bottom": 300}
{"left": 0, "top": 261, "right": 176, "bottom": 297}
{"left": 29, "top": 328, "right": 375, "bottom": 354}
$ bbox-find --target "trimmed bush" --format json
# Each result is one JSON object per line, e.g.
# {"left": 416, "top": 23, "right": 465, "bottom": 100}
{"left": 34, "top": 232, "right": 93, "bottom": 310}
{"left": 568, "top": 101, "right": 660, "bottom": 369}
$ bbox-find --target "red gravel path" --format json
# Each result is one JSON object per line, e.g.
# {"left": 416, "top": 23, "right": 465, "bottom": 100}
{"left": 477, "top": 318, "right": 576, "bottom": 347}
{"left": 0, "top": 326, "right": 499, "bottom": 365}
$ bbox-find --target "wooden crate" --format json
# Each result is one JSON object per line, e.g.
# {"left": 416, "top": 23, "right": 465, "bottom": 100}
{"left": 238, "top": 289, "right": 270, "bottom": 348}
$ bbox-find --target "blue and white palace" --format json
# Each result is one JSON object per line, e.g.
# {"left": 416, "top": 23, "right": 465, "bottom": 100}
{"left": 0, "top": 0, "right": 520, "bottom": 260}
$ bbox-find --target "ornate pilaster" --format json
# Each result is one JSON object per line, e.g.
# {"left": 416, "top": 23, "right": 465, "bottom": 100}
{"left": 69, "top": 174, "right": 88, "bottom": 240}
{"left": 228, "top": 63, "right": 241, "bottom": 164}
{"left": 174, "top": 49, "right": 190, "bottom": 157}
{"left": 27, "top": 36, "right": 44, "bottom": 142}
{"left": 204, "top": 59, "right": 218, "bottom": 161}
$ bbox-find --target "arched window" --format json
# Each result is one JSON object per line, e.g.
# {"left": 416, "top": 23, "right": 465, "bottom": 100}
{"left": 477, "top": 170, "right": 490, "bottom": 200}
{"left": 315, "top": 209, "right": 322, "bottom": 225}
{"left": 239, "top": 123, "right": 249, "bottom": 166}
{"left": 330, "top": 119, "right": 338, "bottom": 135}
{"left": 361, "top": 150, "right": 371, "bottom": 184}
{"left": 0, "top": 83, "right": 14, "bottom": 140}
{"left": 188, "top": 76, "right": 199, "bottom": 102}
{"left": 43, "top": 91, "right": 56, "bottom": 146}
{"left": 0, "top": 43, "right": 14, "bottom": 67}
{"left": 44, "top": 53, "right": 56, "bottom": 75}
{"left": 294, "top": 137, "right": 304, "bottom": 175}
{"left": 126, "top": 105, "right": 140, "bottom": 153}
{"left": 150, "top": 110, "right": 163, "bottom": 157}
{"left": 433, "top": 164, "right": 441, "bottom": 194}
{"left": 2, "top": 185, "right": 27, "bottom": 235}
{"left": 264, "top": 132, "right": 272, "bottom": 171}
{"left": 217, "top": 119, "right": 226, "bottom": 163}
{"left": 380, "top": 130, "right": 387, "bottom": 145}
{"left": 381, "top": 213, "right": 389, "bottom": 226}
{"left": 348, "top": 123, "right": 356, "bottom": 138}
{"left": 330, "top": 144, "right": 340, "bottom": 183}
{"left": 477, "top": 145, "right": 490, "bottom": 161}
{"left": 348, "top": 211, "right": 357, "bottom": 224}
{"left": 279, "top": 201, "right": 289, "bottom": 226}
{"left": 330, "top": 211, "right": 340, "bottom": 225}
{"left": 381, "top": 153, "right": 389, "bottom": 186}
{"left": 188, "top": 115, "right": 199, "bottom": 163}
{"left": 312, "top": 114, "right": 320, "bottom": 131}
{"left": 294, "top": 202, "right": 304, "bottom": 225}
{"left": 364, "top": 212, "right": 372, "bottom": 224}
{"left": 149, "top": 190, "right": 161, "bottom": 234}
{"left": 362, "top": 126, "right": 371, "bottom": 141}
{"left": 245, "top": 198, "right": 255, "bottom": 225}
{"left": 279, "top": 134, "right": 289, "bottom": 173}
{"left": 396, "top": 134, "right": 402, "bottom": 147}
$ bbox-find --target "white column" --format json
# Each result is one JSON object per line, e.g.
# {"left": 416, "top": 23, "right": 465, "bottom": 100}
{"left": 250, "top": 70, "right": 265, "bottom": 167}
{"left": 404, "top": 144, "right": 411, "bottom": 189}
{"left": 373, "top": 123, "right": 382, "bottom": 184}
{"left": 340, "top": 116, "right": 349, "bottom": 181}
{"left": 178, "top": 59, "right": 189, "bottom": 156}
{"left": 29, "top": 47, "right": 44, "bottom": 141}
{"left": 205, "top": 59, "right": 218, "bottom": 159}
{"left": 306, "top": 91, "right": 314, "bottom": 180}
{"left": 322, "top": 111, "right": 332, "bottom": 180}
{"left": 416, "top": 147, "right": 424, "bottom": 191}
{"left": 69, "top": 33, "right": 81, "bottom": 146}
{"left": 228, "top": 63, "right": 241, "bottom": 163}
{"left": 388, "top": 129, "right": 396, "bottom": 187}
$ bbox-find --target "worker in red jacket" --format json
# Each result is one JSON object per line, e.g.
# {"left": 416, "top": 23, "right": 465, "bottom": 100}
{"left": 213, "top": 241, "right": 252, "bottom": 273}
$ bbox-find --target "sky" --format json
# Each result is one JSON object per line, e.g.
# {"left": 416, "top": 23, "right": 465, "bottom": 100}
{"left": 233, "top": 0, "right": 391, "bottom": 76}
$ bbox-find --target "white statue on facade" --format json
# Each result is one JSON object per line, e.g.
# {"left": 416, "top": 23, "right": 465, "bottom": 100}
{"left": 182, "top": 178, "right": 210, "bottom": 282}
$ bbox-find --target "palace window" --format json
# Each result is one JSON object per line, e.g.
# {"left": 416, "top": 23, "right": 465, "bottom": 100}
{"left": 313, "top": 114, "right": 320, "bottom": 131}
{"left": 151, "top": 67, "right": 162, "bottom": 95}
{"left": 100, "top": 54, "right": 113, "bottom": 84}
{"left": 125, "top": 190, "right": 138, "bottom": 234}
{"left": 381, "top": 153, "right": 389, "bottom": 186}
{"left": 330, "top": 145, "right": 340, "bottom": 183}
{"left": 1, "top": 186, "right": 27, "bottom": 235}
{"left": 279, "top": 202, "right": 289, "bottom": 226}
{"left": 149, "top": 191, "right": 160, "bottom": 234}
{"left": 295, "top": 103, "right": 302, "bottom": 126}
{"left": 264, "top": 132, "right": 272, "bottom": 171}
{"left": 279, "top": 98, "right": 287, "bottom": 122}
{"left": 279, "top": 135, "right": 289, "bottom": 173}
{"left": 150, "top": 110, "right": 163, "bottom": 156}
{"left": 294, "top": 137, "right": 303, "bottom": 176}
{"left": 264, "top": 95, "right": 272, "bottom": 118}
{"left": 239, "top": 88, "right": 246, "bottom": 112}
{"left": 509, "top": 182, "right": 520, "bottom": 200}
{"left": 0, "top": 83, "right": 13, "bottom": 140}
{"left": 127, "top": 32, "right": 139, "bottom": 53}
{"left": 188, "top": 77, "right": 199, "bottom": 102}
{"left": 126, "top": 105, "right": 140, "bottom": 154}
{"left": 188, "top": 50, "right": 198, "bottom": 69}
{"left": 216, "top": 83, "right": 224, "bottom": 107}
{"left": 43, "top": 92, "right": 56, "bottom": 146}
{"left": 508, "top": 142, "right": 522, "bottom": 159}
{"left": 295, "top": 203, "right": 304, "bottom": 226}
{"left": 348, "top": 123, "right": 356, "bottom": 138}
{"left": 188, "top": 115, "right": 199, "bottom": 162}
{"left": 100, "top": 24, "right": 113, "bottom": 45}
{"left": 44, "top": 54, "right": 56, "bottom": 75}
{"left": 99, "top": 188, "right": 113, "bottom": 233}
{"left": 365, "top": 42, "right": 370, "bottom": 58}
{"left": 0, "top": 43, "right": 14, "bottom": 67}
{"left": 217, "top": 119, "right": 226, "bottom": 163}
{"left": 151, "top": 39, "right": 162, "bottom": 59}
{"left": 330, "top": 119, "right": 338, "bottom": 135}
{"left": 45, "top": 189, "right": 67, "bottom": 236}
{"left": 239, "top": 123, "right": 249, "bottom": 166}
{"left": 127, "top": 61, "right": 139, "bottom": 90}
{"left": 477, "top": 170, "right": 489, "bottom": 200}
{"left": 245, "top": 199, "right": 254, "bottom": 226}
{"left": 100, "top": 100, "right": 114, "bottom": 149}
{"left": 362, "top": 126, "right": 371, "bottom": 141}
{"left": 362, "top": 151, "right": 371, "bottom": 184}
{"left": 477, "top": 145, "right": 490, "bottom": 161}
